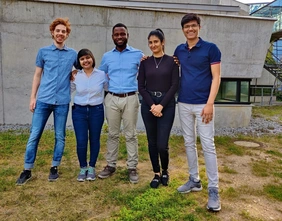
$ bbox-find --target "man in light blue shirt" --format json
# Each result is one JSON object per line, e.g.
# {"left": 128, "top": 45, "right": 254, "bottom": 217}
{"left": 16, "top": 18, "right": 77, "bottom": 185}
{"left": 98, "top": 23, "right": 143, "bottom": 183}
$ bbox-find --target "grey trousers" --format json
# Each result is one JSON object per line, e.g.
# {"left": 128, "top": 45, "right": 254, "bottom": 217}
{"left": 178, "top": 102, "right": 219, "bottom": 188}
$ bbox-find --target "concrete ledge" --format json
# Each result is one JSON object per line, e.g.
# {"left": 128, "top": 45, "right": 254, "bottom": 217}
{"left": 136, "top": 104, "right": 252, "bottom": 131}
{"left": 214, "top": 104, "right": 252, "bottom": 128}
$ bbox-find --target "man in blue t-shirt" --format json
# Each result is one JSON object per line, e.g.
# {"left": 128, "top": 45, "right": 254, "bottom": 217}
{"left": 174, "top": 13, "right": 221, "bottom": 212}
{"left": 16, "top": 18, "right": 77, "bottom": 185}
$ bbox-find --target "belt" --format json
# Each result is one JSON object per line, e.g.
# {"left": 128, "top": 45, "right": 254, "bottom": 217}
{"left": 148, "top": 91, "right": 164, "bottom": 98}
{"left": 74, "top": 103, "right": 102, "bottom": 107}
{"left": 108, "top": 91, "right": 136, "bottom": 98}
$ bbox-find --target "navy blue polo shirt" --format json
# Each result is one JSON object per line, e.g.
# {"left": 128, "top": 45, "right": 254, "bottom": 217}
{"left": 174, "top": 37, "right": 221, "bottom": 104}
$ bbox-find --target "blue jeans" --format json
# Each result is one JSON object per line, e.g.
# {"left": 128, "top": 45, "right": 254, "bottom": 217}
{"left": 72, "top": 103, "right": 104, "bottom": 168}
{"left": 141, "top": 95, "right": 176, "bottom": 173}
{"left": 24, "top": 100, "right": 69, "bottom": 169}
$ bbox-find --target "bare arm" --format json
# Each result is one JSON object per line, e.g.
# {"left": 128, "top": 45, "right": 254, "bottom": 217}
{"left": 29, "top": 67, "right": 43, "bottom": 112}
{"left": 201, "top": 63, "right": 221, "bottom": 123}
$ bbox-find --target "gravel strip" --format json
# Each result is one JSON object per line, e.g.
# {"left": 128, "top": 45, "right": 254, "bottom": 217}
{"left": 1, "top": 117, "right": 281, "bottom": 137}
{"left": 214, "top": 117, "right": 282, "bottom": 137}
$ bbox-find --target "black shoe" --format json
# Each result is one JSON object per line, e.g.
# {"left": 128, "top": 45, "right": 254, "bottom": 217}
{"left": 48, "top": 166, "right": 59, "bottom": 181}
{"left": 150, "top": 174, "right": 160, "bottom": 188}
{"left": 16, "top": 170, "right": 32, "bottom": 185}
{"left": 161, "top": 170, "right": 169, "bottom": 186}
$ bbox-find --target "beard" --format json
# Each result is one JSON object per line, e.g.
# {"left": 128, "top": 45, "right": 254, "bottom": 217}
{"left": 114, "top": 38, "right": 128, "bottom": 49}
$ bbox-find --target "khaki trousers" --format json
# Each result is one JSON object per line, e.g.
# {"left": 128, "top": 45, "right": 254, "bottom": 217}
{"left": 104, "top": 93, "right": 139, "bottom": 169}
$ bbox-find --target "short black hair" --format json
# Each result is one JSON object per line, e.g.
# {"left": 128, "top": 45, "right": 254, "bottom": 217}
{"left": 181, "top": 13, "right": 201, "bottom": 28}
{"left": 147, "top": 28, "right": 165, "bottom": 42}
{"left": 77, "top": 48, "right": 95, "bottom": 70}
{"left": 112, "top": 23, "right": 128, "bottom": 33}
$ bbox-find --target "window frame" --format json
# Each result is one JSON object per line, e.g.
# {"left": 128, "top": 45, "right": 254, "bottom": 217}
{"left": 215, "top": 78, "right": 251, "bottom": 104}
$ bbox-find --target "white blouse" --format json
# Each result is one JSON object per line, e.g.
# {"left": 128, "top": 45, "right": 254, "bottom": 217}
{"left": 71, "top": 68, "right": 108, "bottom": 106}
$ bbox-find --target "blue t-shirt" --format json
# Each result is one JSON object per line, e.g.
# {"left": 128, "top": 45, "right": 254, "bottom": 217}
{"left": 174, "top": 38, "right": 221, "bottom": 104}
{"left": 99, "top": 45, "right": 143, "bottom": 94}
{"left": 36, "top": 44, "right": 77, "bottom": 105}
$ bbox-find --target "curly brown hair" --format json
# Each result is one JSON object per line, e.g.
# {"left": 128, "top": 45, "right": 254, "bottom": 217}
{"left": 49, "top": 18, "right": 71, "bottom": 38}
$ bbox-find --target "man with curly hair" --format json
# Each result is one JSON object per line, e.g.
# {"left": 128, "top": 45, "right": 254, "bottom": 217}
{"left": 16, "top": 18, "right": 77, "bottom": 185}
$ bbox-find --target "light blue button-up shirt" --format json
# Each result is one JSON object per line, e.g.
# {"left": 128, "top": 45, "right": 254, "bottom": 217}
{"left": 71, "top": 68, "right": 108, "bottom": 106}
{"left": 99, "top": 45, "right": 143, "bottom": 93}
{"left": 36, "top": 44, "right": 77, "bottom": 105}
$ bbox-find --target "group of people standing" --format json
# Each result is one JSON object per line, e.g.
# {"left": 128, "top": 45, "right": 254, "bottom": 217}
{"left": 16, "top": 13, "right": 221, "bottom": 212}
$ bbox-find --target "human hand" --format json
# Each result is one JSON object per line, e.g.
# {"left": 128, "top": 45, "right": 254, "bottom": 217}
{"left": 201, "top": 103, "right": 214, "bottom": 124}
{"left": 29, "top": 98, "right": 36, "bottom": 112}
{"left": 150, "top": 104, "right": 163, "bottom": 117}
{"left": 141, "top": 55, "right": 149, "bottom": 62}
{"left": 173, "top": 56, "right": 180, "bottom": 66}
{"left": 70, "top": 70, "right": 78, "bottom": 81}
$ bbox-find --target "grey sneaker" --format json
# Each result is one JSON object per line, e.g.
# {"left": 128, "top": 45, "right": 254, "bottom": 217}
{"left": 128, "top": 169, "right": 139, "bottom": 184}
{"left": 177, "top": 176, "right": 203, "bottom": 193}
{"left": 207, "top": 187, "right": 221, "bottom": 212}
{"left": 16, "top": 170, "right": 32, "bottom": 185}
{"left": 77, "top": 167, "right": 88, "bottom": 182}
{"left": 86, "top": 167, "right": 96, "bottom": 181}
{"left": 98, "top": 165, "right": 116, "bottom": 179}
{"left": 48, "top": 166, "right": 59, "bottom": 182}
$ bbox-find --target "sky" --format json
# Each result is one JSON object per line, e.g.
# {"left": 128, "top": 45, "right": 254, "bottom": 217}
{"left": 237, "top": 0, "right": 273, "bottom": 4}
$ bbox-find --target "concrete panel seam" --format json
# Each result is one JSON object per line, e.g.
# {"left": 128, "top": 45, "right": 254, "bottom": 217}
{"left": 0, "top": 31, "right": 4, "bottom": 124}
{"left": 105, "top": 8, "right": 110, "bottom": 52}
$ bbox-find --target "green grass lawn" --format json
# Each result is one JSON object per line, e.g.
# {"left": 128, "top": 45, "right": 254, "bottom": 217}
{"left": 0, "top": 106, "right": 282, "bottom": 220}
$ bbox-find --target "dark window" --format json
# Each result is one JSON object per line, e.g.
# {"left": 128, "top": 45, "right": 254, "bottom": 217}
{"left": 215, "top": 78, "right": 251, "bottom": 104}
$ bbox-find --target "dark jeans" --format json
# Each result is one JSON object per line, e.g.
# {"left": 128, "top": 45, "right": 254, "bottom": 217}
{"left": 141, "top": 96, "right": 176, "bottom": 173}
{"left": 72, "top": 103, "right": 104, "bottom": 168}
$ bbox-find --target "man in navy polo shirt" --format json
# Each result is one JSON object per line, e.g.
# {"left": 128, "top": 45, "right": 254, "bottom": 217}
{"left": 174, "top": 13, "right": 221, "bottom": 212}
{"left": 16, "top": 18, "right": 77, "bottom": 185}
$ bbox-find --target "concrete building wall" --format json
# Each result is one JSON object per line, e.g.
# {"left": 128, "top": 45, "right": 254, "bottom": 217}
{"left": 214, "top": 104, "right": 252, "bottom": 128}
{"left": 0, "top": 19, "right": 3, "bottom": 124}
{"left": 39, "top": 0, "right": 248, "bottom": 15}
{"left": 123, "top": 0, "right": 249, "bottom": 13}
{"left": 0, "top": 0, "right": 275, "bottom": 128}
{"left": 251, "top": 69, "right": 276, "bottom": 86}
{"left": 136, "top": 104, "right": 252, "bottom": 130}
{"left": 133, "top": 0, "right": 249, "bottom": 14}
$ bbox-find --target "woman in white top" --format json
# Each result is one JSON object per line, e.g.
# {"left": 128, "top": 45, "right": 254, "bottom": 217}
{"left": 71, "top": 48, "right": 108, "bottom": 181}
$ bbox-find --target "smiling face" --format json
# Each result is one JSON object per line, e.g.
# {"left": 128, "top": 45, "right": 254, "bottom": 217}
{"left": 148, "top": 35, "right": 164, "bottom": 56}
{"left": 182, "top": 20, "right": 200, "bottom": 41}
{"left": 51, "top": 24, "right": 68, "bottom": 45}
{"left": 79, "top": 55, "right": 94, "bottom": 70}
{"left": 112, "top": 27, "right": 128, "bottom": 51}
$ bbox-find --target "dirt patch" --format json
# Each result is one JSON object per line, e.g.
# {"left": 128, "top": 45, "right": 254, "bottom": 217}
{"left": 217, "top": 152, "right": 282, "bottom": 220}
